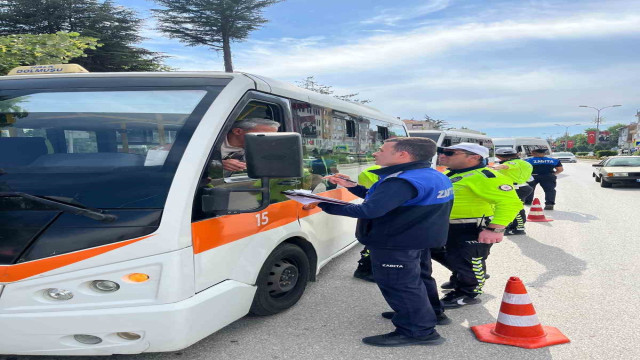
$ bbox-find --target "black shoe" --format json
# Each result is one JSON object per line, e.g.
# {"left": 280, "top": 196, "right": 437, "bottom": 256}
{"left": 353, "top": 269, "right": 375, "bottom": 283}
{"left": 440, "top": 281, "right": 455, "bottom": 289}
{"left": 442, "top": 274, "right": 489, "bottom": 289}
{"left": 544, "top": 205, "right": 554, "bottom": 210}
{"left": 441, "top": 291, "right": 481, "bottom": 308}
{"left": 381, "top": 312, "right": 452, "bottom": 325}
{"left": 362, "top": 330, "right": 444, "bottom": 347}
{"left": 506, "top": 229, "right": 527, "bottom": 235}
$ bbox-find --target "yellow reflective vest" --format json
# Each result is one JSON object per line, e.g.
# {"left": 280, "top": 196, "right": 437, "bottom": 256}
{"left": 497, "top": 159, "right": 533, "bottom": 185}
{"left": 445, "top": 167, "right": 522, "bottom": 226}
{"left": 358, "top": 165, "right": 381, "bottom": 189}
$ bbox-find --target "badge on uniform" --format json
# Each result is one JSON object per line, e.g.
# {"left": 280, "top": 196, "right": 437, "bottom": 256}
{"left": 499, "top": 184, "right": 514, "bottom": 191}
{"left": 450, "top": 176, "right": 463, "bottom": 183}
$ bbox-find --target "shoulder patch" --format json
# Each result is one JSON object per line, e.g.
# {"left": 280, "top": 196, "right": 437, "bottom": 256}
{"left": 481, "top": 169, "right": 496, "bottom": 178}
{"left": 499, "top": 184, "right": 514, "bottom": 191}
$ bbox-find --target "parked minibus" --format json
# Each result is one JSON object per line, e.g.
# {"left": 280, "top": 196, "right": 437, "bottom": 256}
{"left": 409, "top": 129, "right": 495, "bottom": 170}
{"left": 0, "top": 65, "right": 406, "bottom": 355}
{"left": 492, "top": 137, "right": 551, "bottom": 157}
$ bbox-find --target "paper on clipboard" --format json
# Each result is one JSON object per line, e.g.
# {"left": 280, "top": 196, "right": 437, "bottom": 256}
{"left": 282, "top": 190, "right": 353, "bottom": 206}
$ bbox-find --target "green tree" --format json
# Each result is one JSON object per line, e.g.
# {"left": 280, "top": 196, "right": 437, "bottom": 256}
{"left": 297, "top": 76, "right": 372, "bottom": 104}
{"left": 424, "top": 115, "right": 453, "bottom": 130}
{"left": 0, "top": 32, "right": 99, "bottom": 75}
{"left": 0, "top": 0, "right": 169, "bottom": 72}
{"left": 152, "top": 0, "right": 283, "bottom": 72}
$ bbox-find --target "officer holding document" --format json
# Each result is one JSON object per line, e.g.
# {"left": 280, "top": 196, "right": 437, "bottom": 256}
{"left": 307, "top": 137, "right": 454, "bottom": 347}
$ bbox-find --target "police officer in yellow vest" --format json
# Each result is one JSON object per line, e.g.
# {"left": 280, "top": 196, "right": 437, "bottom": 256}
{"left": 432, "top": 143, "right": 521, "bottom": 308}
{"left": 353, "top": 165, "right": 381, "bottom": 282}
{"left": 490, "top": 148, "right": 533, "bottom": 235}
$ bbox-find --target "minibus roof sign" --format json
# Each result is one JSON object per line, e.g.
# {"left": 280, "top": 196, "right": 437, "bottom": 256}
{"left": 7, "top": 64, "right": 89, "bottom": 76}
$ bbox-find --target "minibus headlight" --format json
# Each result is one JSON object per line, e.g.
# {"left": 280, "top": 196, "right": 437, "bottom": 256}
{"left": 45, "top": 288, "right": 74, "bottom": 300}
{"left": 90, "top": 280, "right": 120, "bottom": 293}
{"left": 74, "top": 334, "right": 102, "bottom": 344}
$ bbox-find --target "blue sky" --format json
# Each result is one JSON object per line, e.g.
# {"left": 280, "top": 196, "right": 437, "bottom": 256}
{"left": 119, "top": 0, "right": 640, "bottom": 138}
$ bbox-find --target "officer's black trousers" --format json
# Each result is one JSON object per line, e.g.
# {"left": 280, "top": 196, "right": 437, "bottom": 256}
{"left": 369, "top": 248, "right": 440, "bottom": 338}
{"left": 431, "top": 224, "right": 492, "bottom": 296}
{"left": 525, "top": 174, "right": 557, "bottom": 205}
{"left": 507, "top": 185, "right": 533, "bottom": 231}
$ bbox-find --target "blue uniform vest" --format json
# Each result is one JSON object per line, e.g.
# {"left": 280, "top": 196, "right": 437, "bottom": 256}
{"left": 358, "top": 166, "right": 453, "bottom": 250}
{"left": 525, "top": 157, "right": 561, "bottom": 175}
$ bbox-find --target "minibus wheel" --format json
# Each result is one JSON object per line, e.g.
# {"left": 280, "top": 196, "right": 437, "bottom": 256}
{"left": 250, "top": 243, "right": 310, "bottom": 316}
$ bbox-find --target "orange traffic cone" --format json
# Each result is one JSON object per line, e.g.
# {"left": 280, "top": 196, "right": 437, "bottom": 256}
{"left": 526, "top": 198, "right": 553, "bottom": 222}
{"left": 471, "top": 277, "right": 570, "bottom": 349}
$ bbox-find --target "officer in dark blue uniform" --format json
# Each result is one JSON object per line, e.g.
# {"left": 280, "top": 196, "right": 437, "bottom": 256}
{"left": 524, "top": 148, "right": 564, "bottom": 210}
{"left": 311, "top": 137, "right": 453, "bottom": 347}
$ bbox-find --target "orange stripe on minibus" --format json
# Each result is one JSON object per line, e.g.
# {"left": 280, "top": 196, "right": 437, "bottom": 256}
{"left": 192, "top": 187, "right": 360, "bottom": 254}
{"left": 0, "top": 235, "right": 153, "bottom": 283}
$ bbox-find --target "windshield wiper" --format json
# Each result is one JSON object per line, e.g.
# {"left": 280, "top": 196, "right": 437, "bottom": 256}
{"left": 0, "top": 192, "right": 117, "bottom": 223}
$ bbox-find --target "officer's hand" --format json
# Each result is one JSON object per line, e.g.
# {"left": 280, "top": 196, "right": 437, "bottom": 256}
{"left": 478, "top": 230, "right": 504, "bottom": 244}
{"left": 302, "top": 202, "right": 320, "bottom": 210}
{"left": 323, "top": 173, "right": 357, "bottom": 188}
{"left": 222, "top": 159, "right": 246, "bottom": 172}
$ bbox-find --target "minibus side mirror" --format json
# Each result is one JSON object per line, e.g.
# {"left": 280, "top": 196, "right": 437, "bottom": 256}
{"left": 201, "top": 132, "right": 303, "bottom": 215}
{"left": 244, "top": 132, "right": 303, "bottom": 178}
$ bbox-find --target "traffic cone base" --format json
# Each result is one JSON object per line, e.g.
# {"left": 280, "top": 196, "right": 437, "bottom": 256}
{"left": 472, "top": 323, "right": 570, "bottom": 349}
{"left": 527, "top": 198, "right": 553, "bottom": 222}
{"left": 471, "top": 276, "right": 570, "bottom": 349}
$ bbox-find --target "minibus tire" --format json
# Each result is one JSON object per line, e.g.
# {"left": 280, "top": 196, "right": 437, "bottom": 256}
{"left": 250, "top": 243, "right": 310, "bottom": 316}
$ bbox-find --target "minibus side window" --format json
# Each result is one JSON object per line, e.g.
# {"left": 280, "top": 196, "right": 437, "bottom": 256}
{"left": 389, "top": 124, "right": 407, "bottom": 138}
{"left": 292, "top": 101, "right": 359, "bottom": 193}
{"left": 357, "top": 117, "right": 389, "bottom": 167}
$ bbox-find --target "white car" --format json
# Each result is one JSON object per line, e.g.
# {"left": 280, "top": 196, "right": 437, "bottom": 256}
{"left": 551, "top": 152, "right": 577, "bottom": 163}
{"left": 592, "top": 156, "right": 640, "bottom": 188}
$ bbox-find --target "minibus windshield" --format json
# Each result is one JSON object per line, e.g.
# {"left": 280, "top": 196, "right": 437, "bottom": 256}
{"left": 0, "top": 84, "right": 224, "bottom": 209}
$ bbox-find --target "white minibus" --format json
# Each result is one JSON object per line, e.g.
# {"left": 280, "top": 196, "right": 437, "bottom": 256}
{"left": 0, "top": 66, "right": 406, "bottom": 355}
{"left": 409, "top": 129, "right": 495, "bottom": 170}
{"left": 492, "top": 137, "right": 551, "bottom": 157}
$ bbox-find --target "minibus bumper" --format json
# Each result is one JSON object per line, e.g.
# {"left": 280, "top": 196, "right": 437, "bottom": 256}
{"left": 0, "top": 280, "right": 255, "bottom": 355}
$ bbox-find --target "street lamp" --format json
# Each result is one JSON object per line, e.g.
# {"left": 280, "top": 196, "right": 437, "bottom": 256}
{"left": 578, "top": 104, "right": 622, "bottom": 145}
{"left": 554, "top": 123, "right": 581, "bottom": 151}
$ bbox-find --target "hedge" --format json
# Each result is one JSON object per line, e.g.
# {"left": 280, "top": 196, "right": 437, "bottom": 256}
{"left": 596, "top": 150, "right": 617, "bottom": 158}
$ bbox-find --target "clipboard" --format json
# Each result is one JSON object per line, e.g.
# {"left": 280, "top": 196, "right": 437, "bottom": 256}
{"left": 281, "top": 190, "right": 353, "bottom": 206}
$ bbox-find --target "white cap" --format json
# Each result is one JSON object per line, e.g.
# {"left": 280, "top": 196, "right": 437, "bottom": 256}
{"left": 444, "top": 143, "right": 490, "bottom": 158}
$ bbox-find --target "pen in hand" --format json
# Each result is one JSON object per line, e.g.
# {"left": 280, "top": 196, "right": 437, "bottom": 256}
{"left": 323, "top": 174, "right": 357, "bottom": 184}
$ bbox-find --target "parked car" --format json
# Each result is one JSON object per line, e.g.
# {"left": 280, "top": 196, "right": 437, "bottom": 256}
{"left": 551, "top": 152, "right": 577, "bottom": 163}
{"left": 592, "top": 156, "right": 640, "bottom": 188}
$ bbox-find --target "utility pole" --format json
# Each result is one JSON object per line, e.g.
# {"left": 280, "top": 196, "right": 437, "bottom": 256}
{"left": 579, "top": 104, "right": 622, "bottom": 145}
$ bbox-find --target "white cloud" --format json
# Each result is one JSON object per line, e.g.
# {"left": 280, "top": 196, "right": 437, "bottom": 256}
{"left": 360, "top": 0, "right": 451, "bottom": 26}
{"left": 229, "top": 14, "right": 640, "bottom": 78}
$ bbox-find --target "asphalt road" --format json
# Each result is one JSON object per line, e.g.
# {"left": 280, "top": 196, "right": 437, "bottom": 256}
{"left": 4, "top": 160, "right": 639, "bottom": 360}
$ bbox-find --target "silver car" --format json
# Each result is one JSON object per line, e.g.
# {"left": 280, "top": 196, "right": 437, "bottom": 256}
{"left": 592, "top": 156, "right": 640, "bottom": 188}
{"left": 551, "top": 152, "right": 577, "bottom": 163}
